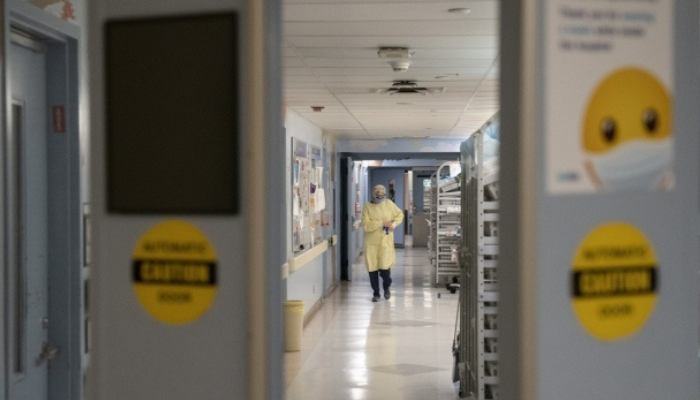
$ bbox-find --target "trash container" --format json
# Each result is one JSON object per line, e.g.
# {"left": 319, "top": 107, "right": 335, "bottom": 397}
{"left": 284, "top": 300, "right": 304, "bottom": 352}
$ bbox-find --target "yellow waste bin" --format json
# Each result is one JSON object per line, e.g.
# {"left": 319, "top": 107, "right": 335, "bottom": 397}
{"left": 284, "top": 300, "right": 305, "bottom": 352}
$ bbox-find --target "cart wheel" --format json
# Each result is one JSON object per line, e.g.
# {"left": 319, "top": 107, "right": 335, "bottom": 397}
{"left": 450, "top": 287, "right": 457, "bottom": 294}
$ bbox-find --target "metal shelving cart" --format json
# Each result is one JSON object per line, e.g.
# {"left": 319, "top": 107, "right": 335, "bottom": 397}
{"left": 457, "top": 129, "right": 500, "bottom": 400}
{"left": 428, "top": 173, "right": 438, "bottom": 266}
{"left": 434, "top": 161, "right": 461, "bottom": 287}
{"left": 423, "top": 178, "right": 432, "bottom": 213}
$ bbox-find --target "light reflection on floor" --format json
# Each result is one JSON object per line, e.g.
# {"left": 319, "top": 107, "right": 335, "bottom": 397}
{"left": 285, "top": 241, "right": 461, "bottom": 400}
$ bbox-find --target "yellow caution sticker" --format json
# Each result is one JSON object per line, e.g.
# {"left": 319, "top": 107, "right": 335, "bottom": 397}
{"left": 132, "top": 220, "right": 217, "bottom": 324}
{"left": 572, "top": 222, "right": 657, "bottom": 341}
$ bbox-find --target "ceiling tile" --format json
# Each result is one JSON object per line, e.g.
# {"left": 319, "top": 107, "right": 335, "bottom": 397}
{"left": 284, "top": 1, "right": 498, "bottom": 22}
{"left": 292, "top": 47, "right": 500, "bottom": 60}
{"left": 282, "top": 0, "right": 500, "bottom": 141}
{"left": 285, "top": 20, "right": 498, "bottom": 36}
{"left": 286, "top": 36, "right": 497, "bottom": 49}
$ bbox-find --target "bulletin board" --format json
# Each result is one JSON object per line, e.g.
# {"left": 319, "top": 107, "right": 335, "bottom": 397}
{"left": 292, "top": 138, "right": 329, "bottom": 253}
{"left": 321, "top": 134, "right": 335, "bottom": 234}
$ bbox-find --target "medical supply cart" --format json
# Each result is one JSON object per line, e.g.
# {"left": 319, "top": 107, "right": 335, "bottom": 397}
{"left": 458, "top": 131, "right": 500, "bottom": 399}
{"left": 428, "top": 173, "right": 438, "bottom": 266}
{"left": 434, "top": 161, "right": 462, "bottom": 287}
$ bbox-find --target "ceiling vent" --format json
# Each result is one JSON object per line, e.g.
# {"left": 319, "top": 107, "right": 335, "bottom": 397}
{"left": 375, "top": 81, "right": 446, "bottom": 96}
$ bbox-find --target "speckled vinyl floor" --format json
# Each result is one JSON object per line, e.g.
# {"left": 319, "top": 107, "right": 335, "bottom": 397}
{"left": 285, "top": 243, "right": 461, "bottom": 400}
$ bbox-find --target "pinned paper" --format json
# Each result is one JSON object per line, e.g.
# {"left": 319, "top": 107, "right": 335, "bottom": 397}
{"left": 315, "top": 189, "right": 326, "bottom": 212}
{"left": 293, "top": 193, "right": 300, "bottom": 216}
{"left": 316, "top": 167, "right": 324, "bottom": 186}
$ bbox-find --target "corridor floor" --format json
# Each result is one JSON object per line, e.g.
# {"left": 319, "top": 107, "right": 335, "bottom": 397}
{"left": 285, "top": 245, "right": 461, "bottom": 400}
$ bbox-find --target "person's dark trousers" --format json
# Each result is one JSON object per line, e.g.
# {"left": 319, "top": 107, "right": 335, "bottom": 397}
{"left": 369, "top": 269, "right": 392, "bottom": 297}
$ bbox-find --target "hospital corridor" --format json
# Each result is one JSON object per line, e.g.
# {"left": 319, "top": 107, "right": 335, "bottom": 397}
{"left": 2, "top": 0, "right": 699, "bottom": 399}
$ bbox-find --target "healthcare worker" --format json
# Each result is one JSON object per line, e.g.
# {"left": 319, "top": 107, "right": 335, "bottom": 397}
{"left": 361, "top": 184, "right": 404, "bottom": 302}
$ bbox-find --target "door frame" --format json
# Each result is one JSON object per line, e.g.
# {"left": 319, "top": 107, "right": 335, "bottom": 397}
{"left": 3, "top": 2, "right": 82, "bottom": 399}
{"left": 340, "top": 156, "right": 350, "bottom": 280}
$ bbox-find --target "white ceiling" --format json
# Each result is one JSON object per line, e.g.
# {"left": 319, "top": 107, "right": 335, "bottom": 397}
{"left": 283, "top": 0, "right": 500, "bottom": 140}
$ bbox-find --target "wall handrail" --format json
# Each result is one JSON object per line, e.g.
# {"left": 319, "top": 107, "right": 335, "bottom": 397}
{"left": 284, "top": 235, "right": 338, "bottom": 278}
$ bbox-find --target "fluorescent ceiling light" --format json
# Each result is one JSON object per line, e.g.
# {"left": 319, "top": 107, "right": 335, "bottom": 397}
{"left": 377, "top": 47, "right": 412, "bottom": 58}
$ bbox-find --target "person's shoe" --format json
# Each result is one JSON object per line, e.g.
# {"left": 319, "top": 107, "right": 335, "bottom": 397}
{"left": 384, "top": 290, "right": 391, "bottom": 300}
{"left": 371, "top": 296, "right": 380, "bottom": 302}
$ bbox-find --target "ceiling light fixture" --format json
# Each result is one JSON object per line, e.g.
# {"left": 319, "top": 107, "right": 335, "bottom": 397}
{"left": 377, "top": 47, "right": 412, "bottom": 59}
{"left": 389, "top": 60, "right": 412, "bottom": 72}
{"left": 435, "top": 73, "right": 459, "bottom": 80}
{"left": 378, "top": 47, "right": 414, "bottom": 72}
{"left": 448, "top": 8, "right": 471, "bottom": 14}
{"left": 311, "top": 106, "right": 325, "bottom": 112}
{"left": 427, "top": 87, "right": 447, "bottom": 94}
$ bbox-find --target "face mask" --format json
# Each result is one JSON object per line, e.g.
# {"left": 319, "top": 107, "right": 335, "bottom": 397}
{"left": 588, "top": 139, "right": 672, "bottom": 191}
{"left": 374, "top": 197, "right": 385, "bottom": 204}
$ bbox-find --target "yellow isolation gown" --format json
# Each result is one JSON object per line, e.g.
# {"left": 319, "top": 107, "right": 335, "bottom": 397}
{"left": 361, "top": 199, "right": 404, "bottom": 272}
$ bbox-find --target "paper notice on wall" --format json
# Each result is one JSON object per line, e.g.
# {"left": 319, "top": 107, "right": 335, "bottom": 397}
{"left": 316, "top": 167, "right": 324, "bottom": 187}
{"left": 545, "top": 0, "right": 674, "bottom": 194}
{"left": 315, "top": 189, "right": 326, "bottom": 212}
{"left": 293, "top": 193, "right": 300, "bottom": 216}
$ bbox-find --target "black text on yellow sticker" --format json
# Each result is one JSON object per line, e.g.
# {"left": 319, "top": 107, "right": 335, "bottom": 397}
{"left": 132, "top": 221, "right": 218, "bottom": 324}
{"left": 572, "top": 223, "right": 657, "bottom": 341}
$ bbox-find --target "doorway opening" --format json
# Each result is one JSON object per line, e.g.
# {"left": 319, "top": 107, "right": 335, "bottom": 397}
{"left": 4, "top": 19, "right": 82, "bottom": 400}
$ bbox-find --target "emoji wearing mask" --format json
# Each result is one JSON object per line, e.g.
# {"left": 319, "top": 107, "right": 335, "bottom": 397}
{"left": 582, "top": 67, "right": 673, "bottom": 191}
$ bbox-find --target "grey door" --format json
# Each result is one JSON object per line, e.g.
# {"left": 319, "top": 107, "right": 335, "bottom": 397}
{"left": 7, "top": 34, "right": 51, "bottom": 400}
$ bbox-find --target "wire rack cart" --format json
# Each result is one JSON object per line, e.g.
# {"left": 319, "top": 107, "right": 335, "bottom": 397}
{"left": 434, "top": 161, "right": 461, "bottom": 287}
{"left": 457, "top": 131, "right": 500, "bottom": 400}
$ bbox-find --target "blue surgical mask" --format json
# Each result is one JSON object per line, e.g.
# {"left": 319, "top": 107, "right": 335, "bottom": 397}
{"left": 374, "top": 197, "right": 385, "bottom": 204}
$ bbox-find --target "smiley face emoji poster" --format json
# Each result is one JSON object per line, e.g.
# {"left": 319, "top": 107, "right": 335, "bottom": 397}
{"left": 582, "top": 68, "right": 673, "bottom": 191}
{"left": 545, "top": 0, "right": 674, "bottom": 194}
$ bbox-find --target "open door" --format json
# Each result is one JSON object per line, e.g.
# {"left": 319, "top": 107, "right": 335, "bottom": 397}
{"left": 340, "top": 156, "right": 351, "bottom": 280}
{"left": 5, "top": 25, "right": 81, "bottom": 400}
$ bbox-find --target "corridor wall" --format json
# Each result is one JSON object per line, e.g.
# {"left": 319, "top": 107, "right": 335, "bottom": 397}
{"left": 86, "top": 2, "right": 285, "bottom": 399}
{"left": 284, "top": 108, "right": 338, "bottom": 315}
{"left": 500, "top": 1, "right": 700, "bottom": 399}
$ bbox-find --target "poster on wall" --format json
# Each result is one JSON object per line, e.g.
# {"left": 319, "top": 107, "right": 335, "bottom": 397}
{"left": 545, "top": 0, "right": 674, "bottom": 194}
{"left": 322, "top": 144, "right": 333, "bottom": 231}
{"left": 309, "top": 145, "right": 323, "bottom": 246}
{"left": 292, "top": 139, "right": 328, "bottom": 253}
{"left": 292, "top": 139, "right": 308, "bottom": 252}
